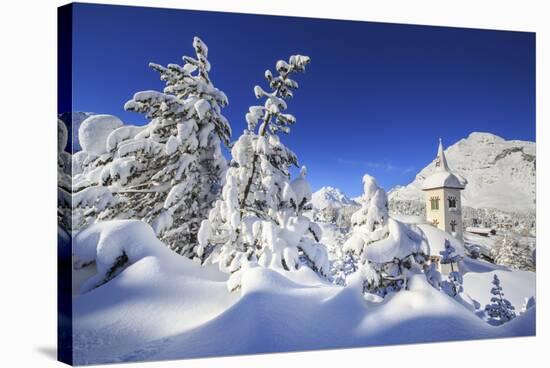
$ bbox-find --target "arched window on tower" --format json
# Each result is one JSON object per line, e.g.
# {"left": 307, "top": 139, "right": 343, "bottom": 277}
{"left": 450, "top": 220, "right": 457, "bottom": 232}
{"left": 448, "top": 196, "right": 457, "bottom": 209}
{"left": 430, "top": 196, "right": 440, "bottom": 210}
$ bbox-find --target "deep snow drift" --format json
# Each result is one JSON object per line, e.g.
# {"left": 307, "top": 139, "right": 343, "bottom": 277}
{"left": 72, "top": 220, "right": 535, "bottom": 365}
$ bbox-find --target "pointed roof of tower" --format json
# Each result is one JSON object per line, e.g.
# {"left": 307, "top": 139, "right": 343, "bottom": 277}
{"left": 434, "top": 137, "right": 450, "bottom": 172}
{"left": 421, "top": 138, "right": 466, "bottom": 190}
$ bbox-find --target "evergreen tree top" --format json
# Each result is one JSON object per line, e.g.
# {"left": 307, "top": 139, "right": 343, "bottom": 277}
{"left": 439, "top": 239, "right": 461, "bottom": 264}
{"left": 245, "top": 55, "right": 310, "bottom": 136}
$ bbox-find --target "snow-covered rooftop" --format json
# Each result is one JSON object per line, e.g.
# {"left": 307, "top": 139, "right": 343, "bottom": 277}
{"left": 421, "top": 171, "right": 466, "bottom": 190}
{"left": 465, "top": 227, "right": 495, "bottom": 234}
{"left": 421, "top": 139, "right": 467, "bottom": 190}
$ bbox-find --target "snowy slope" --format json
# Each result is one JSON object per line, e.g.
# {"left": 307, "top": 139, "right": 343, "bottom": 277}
{"left": 311, "top": 186, "right": 357, "bottom": 209}
{"left": 389, "top": 132, "right": 535, "bottom": 212}
{"left": 73, "top": 220, "right": 535, "bottom": 365}
{"left": 461, "top": 257, "right": 536, "bottom": 311}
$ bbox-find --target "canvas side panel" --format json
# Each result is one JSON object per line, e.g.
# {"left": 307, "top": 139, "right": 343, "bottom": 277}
{"left": 57, "top": 3, "right": 73, "bottom": 366}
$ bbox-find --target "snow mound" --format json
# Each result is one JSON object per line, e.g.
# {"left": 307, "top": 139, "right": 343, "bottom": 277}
{"left": 73, "top": 222, "right": 237, "bottom": 365}
{"left": 71, "top": 223, "right": 535, "bottom": 365}
{"left": 79, "top": 114, "right": 124, "bottom": 155}
{"left": 107, "top": 272, "right": 533, "bottom": 364}
{"left": 74, "top": 220, "right": 177, "bottom": 293}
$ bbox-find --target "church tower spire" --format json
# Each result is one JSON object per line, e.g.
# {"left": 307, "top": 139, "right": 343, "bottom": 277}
{"left": 435, "top": 137, "right": 450, "bottom": 172}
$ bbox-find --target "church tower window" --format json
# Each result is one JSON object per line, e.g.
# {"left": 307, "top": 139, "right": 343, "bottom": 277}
{"left": 430, "top": 196, "right": 440, "bottom": 210}
{"left": 448, "top": 196, "right": 457, "bottom": 208}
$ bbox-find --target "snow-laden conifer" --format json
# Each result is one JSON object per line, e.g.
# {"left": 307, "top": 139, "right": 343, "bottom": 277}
{"left": 439, "top": 239, "right": 463, "bottom": 297}
{"left": 72, "top": 37, "right": 230, "bottom": 257}
{"left": 484, "top": 274, "right": 516, "bottom": 325}
{"left": 343, "top": 175, "right": 426, "bottom": 296}
{"left": 197, "top": 55, "right": 329, "bottom": 291}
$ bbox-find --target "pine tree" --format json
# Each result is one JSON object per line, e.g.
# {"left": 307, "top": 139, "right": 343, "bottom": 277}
{"left": 439, "top": 239, "right": 463, "bottom": 297}
{"left": 197, "top": 54, "right": 329, "bottom": 291}
{"left": 491, "top": 234, "right": 535, "bottom": 271}
{"left": 485, "top": 274, "right": 516, "bottom": 325}
{"left": 72, "top": 37, "right": 231, "bottom": 257}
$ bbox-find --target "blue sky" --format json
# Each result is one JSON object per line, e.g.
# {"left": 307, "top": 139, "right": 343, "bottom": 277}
{"left": 70, "top": 3, "right": 535, "bottom": 197}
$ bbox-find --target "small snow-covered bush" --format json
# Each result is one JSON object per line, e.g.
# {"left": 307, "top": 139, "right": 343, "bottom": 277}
{"left": 439, "top": 239, "right": 463, "bottom": 297}
{"left": 330, "top": 251, "right": 359, "bottom": 286}
{"left": 464, "top": 243, "right": 481, "bottom": 259}
{"left": 484, "top": 274, "right": 516, "bottom": 325}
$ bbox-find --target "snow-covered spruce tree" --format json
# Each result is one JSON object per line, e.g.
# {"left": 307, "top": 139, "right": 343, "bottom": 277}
{"left": 490, "top": 234, "right": 535, "bottom": 271}
{"left": 72, "top": 37, "right": 231, "bottom": 257}
{"left": 439, "top": 239, "right": 463, "bottom": 297}
{"left": 197, "top": 55, "right": 330, "bottom": 291}
{"left": 485, "top": 274, "right": 516, "bottom": 325}
{"left": 343, "top": 174, "right": 426, "bottom": 296}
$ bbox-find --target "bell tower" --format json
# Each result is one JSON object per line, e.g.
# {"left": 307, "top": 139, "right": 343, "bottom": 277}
{"left": 421, "top": 139, "right": 467, "bottom": 240}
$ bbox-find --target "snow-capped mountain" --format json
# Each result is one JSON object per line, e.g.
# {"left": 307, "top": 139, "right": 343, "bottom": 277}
{"left": 389, "top": 132, "right": 535, "bottom": 213}
{"left": 311, "top": 186, "right": 357, "bottom": 209}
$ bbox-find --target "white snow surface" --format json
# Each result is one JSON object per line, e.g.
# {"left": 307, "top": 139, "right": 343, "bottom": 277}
{"left": 389, "top": 132, "right": 536, "bottom": 212}
{"left": 461, "top": 258, "right": 536, "bottom": 311}
{"left": 79, "top": 114, "right": 124, "bottom": 155}
{"left": 72, "top": 220, "right": 535, "bottom": 365}
{"left": 417, "top": 223, "right": 465, "bottom": 257}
